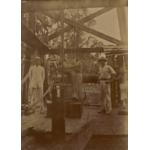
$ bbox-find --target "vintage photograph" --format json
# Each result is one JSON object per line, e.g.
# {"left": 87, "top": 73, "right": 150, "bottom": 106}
{"left": 21, "top": 0, "right": 128, "bottom": 149}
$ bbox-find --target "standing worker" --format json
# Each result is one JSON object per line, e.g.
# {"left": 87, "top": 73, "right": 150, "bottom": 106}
{"left": 97, "top": 52, "right": 116, "bottom": 114}
{"left": 29, "top": 56, "right": 45, "bottom": 113}
{"left": 71, "top": 59, "right": 83, "bottom": 101}
{"left": 64, "top": 55, "right": 83, "bottom": 101}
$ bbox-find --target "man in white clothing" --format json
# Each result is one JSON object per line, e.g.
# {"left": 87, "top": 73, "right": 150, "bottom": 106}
{"left": 29, "top": 56, "right": 45, "bottom": 112}
{"left": 64, "top": 55, "right": 83, "bottom": 100}
{"left": 97, "top": 53, "right": 116, "bottom": 114}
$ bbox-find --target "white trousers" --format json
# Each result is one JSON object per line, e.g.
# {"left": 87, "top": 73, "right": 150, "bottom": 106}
{"left": 28, "top": 87, "right": 44, "bottom": 110}
{"left": 99, "top": 81, "right": 112, "bottom": 113}
{"left": 72, "top": 72, "right": 83, "bottom": 99}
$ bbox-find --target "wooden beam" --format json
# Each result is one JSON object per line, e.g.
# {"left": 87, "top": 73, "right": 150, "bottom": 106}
{"left": 22, "top": 0, "right": 128, "bottom": 12}
{"left": 43, "top": 48, "right": 128, "bottom": 54}
{"left": 64, "top": 19, "right": 122, "bottom": 45}
{"left": 47, "top": 8, "right": 114, "bottom": 41}
{"left": 22, "top": 23, "right": 127, "bottom": 55}
{"left": 117, "top": 7, "right": 128, "bottom": 44}
{"left": 80, "top": 7, "right": 114, "bottom": 23}
{"left": 47, "top": 13, "right": 122, "bottom": 44}
{"left": 21, "top": 23, "right": 50, "bottom": 55}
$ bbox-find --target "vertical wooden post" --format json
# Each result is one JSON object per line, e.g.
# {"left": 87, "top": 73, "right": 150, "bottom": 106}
{"left": 60, "top": 9, "right": 65, "bottom": 83}
{"left": 52, "top": 9, "right": 65, "bottom": 139}
{"left": 117, "top": 7, "right": 128, "bottom": 45}
{"left": 60, "top": 9, "right": 65, "bottom": 134}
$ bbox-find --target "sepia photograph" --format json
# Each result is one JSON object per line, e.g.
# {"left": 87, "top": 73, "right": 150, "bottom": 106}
{"left": 21, "top": 0, "right": 128, "bottom": 150}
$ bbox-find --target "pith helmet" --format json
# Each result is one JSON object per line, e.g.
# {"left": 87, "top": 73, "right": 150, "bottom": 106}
{"left": 98, "top": 53, "right": 107, "bottom": 61}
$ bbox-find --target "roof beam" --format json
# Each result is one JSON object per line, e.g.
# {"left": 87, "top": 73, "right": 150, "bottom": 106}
{"left": 22, "top": 23, "right": 127, "bottom": 56}
{"left": 22, "top": 0, "right": 128, "bottom": 12}
{"left": 47, "top": 8, "right": 114, "bottom": 41}
{"left": 46, "top": 13, "right": 122, "bottom": 44}
{"left": 41, "top": 48, "right": 128, "bottom": 54}
{"left": 65, "top": 18, "right": 122, "bottom": 44}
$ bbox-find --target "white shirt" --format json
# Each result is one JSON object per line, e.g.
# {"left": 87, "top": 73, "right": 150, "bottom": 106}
{"left": 29, "top": 65, "right": 45, "bottom": 88}
{"left": 98, "top": 64, "right": 116, "bottom": 80}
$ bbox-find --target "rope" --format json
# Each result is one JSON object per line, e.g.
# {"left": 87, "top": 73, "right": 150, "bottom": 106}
{"left": 43, "top": 86, "right": 51, "bottom": 98}
{"left": 26, "top": 86, "right": 51, "bottom": 110}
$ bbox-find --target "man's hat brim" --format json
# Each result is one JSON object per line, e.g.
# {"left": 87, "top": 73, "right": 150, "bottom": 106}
{"left": 34, "top": 56, "right": 41, "bottom": 60}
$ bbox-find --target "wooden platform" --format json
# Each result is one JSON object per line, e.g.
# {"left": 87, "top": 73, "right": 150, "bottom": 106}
{"left": 93, "top": 113, "right": 128, "bottom": 135}
{"left": 22, "top": 106, "right": 127, "bottom": 150}
{"left": 22, "top": 106, "right": 127, "bottom": 136}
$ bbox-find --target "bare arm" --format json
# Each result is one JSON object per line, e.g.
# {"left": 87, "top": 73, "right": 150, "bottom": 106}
{"left": 108, "top": 65, "right": 116, "bottom": 75}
